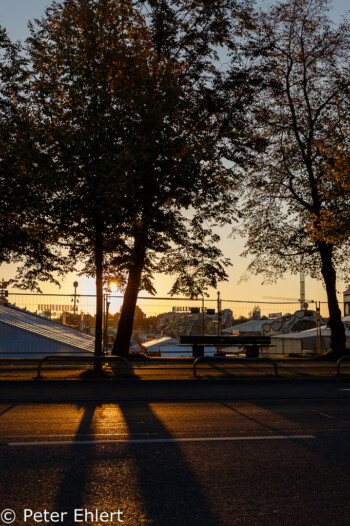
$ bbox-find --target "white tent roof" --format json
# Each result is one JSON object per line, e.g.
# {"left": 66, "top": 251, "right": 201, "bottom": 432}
{"left": 0, "top": 303, "right": 94, "bottom": 356}
{"left": 142, "top": 337, "right": 179, "bottom": 350}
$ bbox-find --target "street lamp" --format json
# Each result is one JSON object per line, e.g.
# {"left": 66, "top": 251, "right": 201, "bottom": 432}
{"left": 72, "top": 281, "right": 79, "bottom": 327}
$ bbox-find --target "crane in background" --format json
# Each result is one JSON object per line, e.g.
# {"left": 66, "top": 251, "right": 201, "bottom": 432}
{"left": 264, "top": 262, "right": 311, "bottom": 310}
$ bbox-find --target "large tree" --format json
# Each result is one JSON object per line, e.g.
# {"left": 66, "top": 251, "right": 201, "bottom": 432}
{"left": 110, "top": 0, "right": 253, "bottom": 357}
{"left": 27, "top": 0, "right": 243, "bottom": 364}
{"left": 231, "top": 0, "right": 350, "bottom": 356}
{"left": 0, "top": 25, "right": 69, "bottom": 291}
{"left": 27, "top": 0, "right": 161, "bottom": 367}
{"left": 306, "top": 145, "right": 350, "bottom": 247}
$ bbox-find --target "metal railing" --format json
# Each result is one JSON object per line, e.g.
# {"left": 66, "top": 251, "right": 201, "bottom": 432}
{"left": 193, "top": 356, "right": 279, "bottom": 378}
{"left": 336, "top": 356, "right": 350, "bottom": 376}
{"left": 35, "top": 355, "right": 131, "bottom": 379}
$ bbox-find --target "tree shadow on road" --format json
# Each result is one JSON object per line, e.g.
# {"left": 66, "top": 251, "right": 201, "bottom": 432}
{"left": 119, "top": 401, "right": 219, "bottom": 526}
{"left": 55, "top": 404, "right": 98, "bottom": 518}
{"left": 0, "top": 403, "right": 17, "bottom": 417}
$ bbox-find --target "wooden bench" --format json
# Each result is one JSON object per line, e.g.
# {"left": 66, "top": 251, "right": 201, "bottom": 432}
{"left": 179, "top": 335, "right": 271, "bottom": 358}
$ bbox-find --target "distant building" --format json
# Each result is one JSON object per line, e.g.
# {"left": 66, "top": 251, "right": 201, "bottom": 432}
{"left": 223, "top": 309, "right": 326, "bottom": 337}
{"left": 222, "top": 318, "right": 269, "bottom": 336}
{"left": 271, "top": 326, "right": 350, "bottom": 355}
{"left": 156, "top": 308, "right": 233, "bottom": 338}
{"left": 344, "top": 286, "right": 350, "bottom": 316}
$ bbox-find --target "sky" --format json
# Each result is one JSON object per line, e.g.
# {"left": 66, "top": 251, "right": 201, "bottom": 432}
{"left": 0, "top": 0, "right": 349, "bottom": 303}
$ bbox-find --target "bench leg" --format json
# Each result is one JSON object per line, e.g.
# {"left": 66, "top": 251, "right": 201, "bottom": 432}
{"left": 245, "top": 345, "right": 259, "bottom": 358}
{"left": 193, "top": 344, "right": 204, "bottom": 358}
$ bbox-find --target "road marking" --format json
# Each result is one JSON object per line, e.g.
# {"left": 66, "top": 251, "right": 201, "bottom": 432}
{"left": 0, "top": 433, "right": 130, "bottom": 439}
{"left": 318, "top": 412, "right": 335, "bottom": 419}
{"left": 6, "top": 435, "right": 315, "bottom": 447}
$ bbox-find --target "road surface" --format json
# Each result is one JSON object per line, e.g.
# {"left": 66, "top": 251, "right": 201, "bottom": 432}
{"left": 1, "top": 392, "right": 350, "bottom": 525}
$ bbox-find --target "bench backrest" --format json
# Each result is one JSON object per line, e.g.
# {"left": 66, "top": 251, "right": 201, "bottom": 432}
{"left": 180, "top": 335, "right": 271, "bottom": 345}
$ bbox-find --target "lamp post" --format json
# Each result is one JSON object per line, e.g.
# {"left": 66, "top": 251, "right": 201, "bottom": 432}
{"left": 72, "top": 281, "right": 78, "bottom": 328}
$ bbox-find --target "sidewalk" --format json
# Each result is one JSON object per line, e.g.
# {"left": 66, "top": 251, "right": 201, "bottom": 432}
{"left": 0, "top": 376, "right": 350, "bottom": 403}
{"left": 0, "top": 357, "right": 348, "bottom": 381}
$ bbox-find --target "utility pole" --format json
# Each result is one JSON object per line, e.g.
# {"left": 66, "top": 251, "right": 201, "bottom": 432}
{"left": 316, "top": 301, "right": 322, "bottom": 354}
{"left": 103, "top": 293, "right": 111, "bottom": 354}
{"left": 202, "top": 297, "right": 205, "bottom": 336}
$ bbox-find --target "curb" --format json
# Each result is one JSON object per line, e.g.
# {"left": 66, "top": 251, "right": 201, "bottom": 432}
{"left": 0, "top": 377, "right": 350, "bottom": 403}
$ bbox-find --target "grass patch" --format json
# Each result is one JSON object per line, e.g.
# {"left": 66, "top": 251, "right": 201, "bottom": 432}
{"left": 307, "top": 349, "right": 344, "bottom": 362}
{"left": 80, "top": 367, "right": 111, "bottom": 379}
{"left": 126, "top": 352, "right": 151, "bottom": 361}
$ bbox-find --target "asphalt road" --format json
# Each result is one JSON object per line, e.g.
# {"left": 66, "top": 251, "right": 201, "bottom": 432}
{"left": 1, "top": 396, "right": 350, "bottom": 525}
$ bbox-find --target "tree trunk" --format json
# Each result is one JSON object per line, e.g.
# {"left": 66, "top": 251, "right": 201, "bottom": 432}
{"left": 318, "top": 241, "right": 346, "bottom": 357}
{"left": 112, "top": 234, "right": 147, "bottom": 358}
{"left": 94, "top": 228, "right": 104, "bottom": 373}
